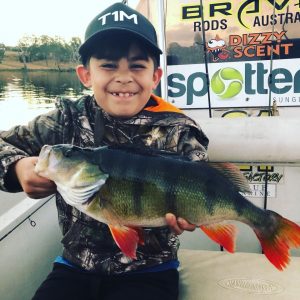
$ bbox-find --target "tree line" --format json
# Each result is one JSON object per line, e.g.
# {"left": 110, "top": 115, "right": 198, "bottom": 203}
{"left": 0, "top": 35, "right": 82, "bottom": 70}
{"left": 0, "top": 43, "right": 5, "bottom": 63}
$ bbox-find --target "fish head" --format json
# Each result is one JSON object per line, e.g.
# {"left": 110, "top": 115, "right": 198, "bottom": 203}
{"left": 35, "top": 144, "right": 107, "bottom": 189}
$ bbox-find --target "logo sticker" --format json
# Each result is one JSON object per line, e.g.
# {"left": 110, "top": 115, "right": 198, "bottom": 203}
{"left": 211, "top": 68, "right": 243, "bottom": 99}
{"left": 218, "top": 278, "right": 284, "bottom": 295}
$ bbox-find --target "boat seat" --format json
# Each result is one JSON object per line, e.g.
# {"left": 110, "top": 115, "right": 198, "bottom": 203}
{"left": 178, "top": 249, "right": 300, "bottom": 300}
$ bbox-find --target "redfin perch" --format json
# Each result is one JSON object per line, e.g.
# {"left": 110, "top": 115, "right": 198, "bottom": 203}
{"left": 35, "top": 144, "right": 300, "bottom": 270}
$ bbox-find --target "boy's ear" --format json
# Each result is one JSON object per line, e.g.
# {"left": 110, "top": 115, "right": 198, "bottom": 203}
{"left": 76, "top": 65, "right": 92, "bottom": 88}
{"left": 152, "top": 67, "right": 163, "bottom": 89}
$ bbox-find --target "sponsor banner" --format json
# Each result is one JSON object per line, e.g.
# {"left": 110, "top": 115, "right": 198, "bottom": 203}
{"left": 167, "top": 58, "right": 300, "bottom": 108}
{"left": 243, "top": 183, "right": 277, "bottom": 198}
{"left": 171, "top": 0, "right": 300, "bottom": 64}
{"left": 240, "top": 165, "right": 283, "bottom": 198}
{"left": 239, "top": 165, "right": 284, "bottom": 184}
{"left": 180, "top": 0, "right": 300, "bottom": 35}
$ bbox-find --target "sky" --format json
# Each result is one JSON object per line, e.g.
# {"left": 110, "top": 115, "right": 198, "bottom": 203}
{"left": 0, "top": 0, "right": 139, "bottom": 46}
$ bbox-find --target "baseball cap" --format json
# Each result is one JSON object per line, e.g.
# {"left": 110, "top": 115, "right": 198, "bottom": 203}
{"left": 79, "top": 3, "right": 162, "bottom": 58}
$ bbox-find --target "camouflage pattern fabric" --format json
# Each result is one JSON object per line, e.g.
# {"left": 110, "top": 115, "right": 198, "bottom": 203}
{"left": 0, "top": 94, "right": 209, "bottom": 274}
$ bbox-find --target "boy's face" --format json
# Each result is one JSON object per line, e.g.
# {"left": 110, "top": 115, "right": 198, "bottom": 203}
{"left": 77, "top": 44, "right": 162, "bottom": 118}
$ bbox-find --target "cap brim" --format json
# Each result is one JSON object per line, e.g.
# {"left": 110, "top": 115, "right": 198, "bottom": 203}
{"left": 79, "top": 28, "right": 162, "bottom": 56}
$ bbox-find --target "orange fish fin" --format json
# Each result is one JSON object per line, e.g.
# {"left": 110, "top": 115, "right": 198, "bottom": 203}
{"left": 108, "top": 225, "right": 139, "bottom": 259}
{"left": 254, "top": 214, "right": 300, "bottom": 271}
{"left": 209, "top": 162, "right": 251, "bottom": 193}
{"left": 200, "top": 223, "right": 237, "bottom": 253}
{"left": 132, "top": 227, "right": 145, "bottom": 246}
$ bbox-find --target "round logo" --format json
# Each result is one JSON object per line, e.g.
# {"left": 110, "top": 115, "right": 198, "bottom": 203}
{"left": 218, "top": 278, "right": 283, "bottom": 295}
{"left": 211, "top": 67, "right": 243, "bottom": 99}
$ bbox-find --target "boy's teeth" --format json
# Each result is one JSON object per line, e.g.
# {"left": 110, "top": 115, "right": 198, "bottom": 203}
{"left": 112, "top": 92, "right": 133, "bottom": 97}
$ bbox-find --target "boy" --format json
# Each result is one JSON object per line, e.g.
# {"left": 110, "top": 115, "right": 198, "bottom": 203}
{"left": 0, "top": 3, "right": 208, "bottom": 300}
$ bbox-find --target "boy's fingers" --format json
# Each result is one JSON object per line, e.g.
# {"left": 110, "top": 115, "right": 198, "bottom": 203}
{"left": 177, "top": 218, "right": 196, "bottom": 232}
{"left": 165, "top": 213, "right": 184, "bottom": 235}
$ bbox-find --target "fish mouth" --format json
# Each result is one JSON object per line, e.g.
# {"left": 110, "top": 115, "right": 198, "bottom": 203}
{"left": 35, "top": 145, "right": 52, "bottom": 175}
{"left": 40, "top": 145, "right": 54, "bottom": 161}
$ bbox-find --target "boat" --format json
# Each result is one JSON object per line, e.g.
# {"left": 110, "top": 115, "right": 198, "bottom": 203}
{"left": 1, "top": 1, "right": 300, "bottom": 299}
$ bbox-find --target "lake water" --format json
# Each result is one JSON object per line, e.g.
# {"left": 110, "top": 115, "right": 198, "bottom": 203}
{"left": 0, "top": 70, "right": 88, "bottom": 212}
{"left": 0, "top": 70, "right": 87, "bottom": 130}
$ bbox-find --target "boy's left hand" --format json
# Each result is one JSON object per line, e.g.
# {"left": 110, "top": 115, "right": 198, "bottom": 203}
{"left": 165, "top": 213, "right": 196, "bottom": 235}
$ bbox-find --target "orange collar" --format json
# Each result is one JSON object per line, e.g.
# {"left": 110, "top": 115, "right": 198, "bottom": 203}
{"left": 144, "top": 94, "right": 183, "bottom": 114}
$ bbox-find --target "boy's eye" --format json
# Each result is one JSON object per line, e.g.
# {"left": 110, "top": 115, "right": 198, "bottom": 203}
{"left": 101, "top": 63, "right": 117, "bottom": 69}
{"left": 130, "top": 63, "right": 146, "bottom": 69}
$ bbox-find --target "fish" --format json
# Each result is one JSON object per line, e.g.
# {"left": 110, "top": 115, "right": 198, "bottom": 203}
{"left": 34, "top": 144, "right": 300, "bottom": 270}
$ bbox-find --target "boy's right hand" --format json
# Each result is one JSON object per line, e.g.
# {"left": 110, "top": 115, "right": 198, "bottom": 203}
{"left": 14, "top": 157, "right": 57, "bottom": 199}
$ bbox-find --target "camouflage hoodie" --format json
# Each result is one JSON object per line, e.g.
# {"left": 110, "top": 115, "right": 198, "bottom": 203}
{"left": 0, "top": 94, "right": 209, "bottom": 274}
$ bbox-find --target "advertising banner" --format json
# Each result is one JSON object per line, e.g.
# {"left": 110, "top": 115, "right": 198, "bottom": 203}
{"left": 168, "top": 58, "right": 300, "bottom": 108}
{"left": 162, "top": 0, "right": 300, "bottom": 108}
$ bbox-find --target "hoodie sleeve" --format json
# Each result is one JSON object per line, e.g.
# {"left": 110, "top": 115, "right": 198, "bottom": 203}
{"left": 176, "top": 119, "right": 209, "bottom": 162}
{"left": 0, "top": 108, "right": 65, "bottom": 192}
{"left": 153, "top": 114, "right": 209, "bottom": 162}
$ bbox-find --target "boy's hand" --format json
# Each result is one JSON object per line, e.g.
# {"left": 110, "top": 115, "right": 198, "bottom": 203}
{"left": 13, "top": 157, "right": 57, "bottom": 199}
{"left": 165, "top": 213, "right": 196, "bottom": 235}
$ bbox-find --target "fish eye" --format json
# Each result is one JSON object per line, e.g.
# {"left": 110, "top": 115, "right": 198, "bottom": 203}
{"left": 64, "top": 149, "right": 73, "bottom": 157}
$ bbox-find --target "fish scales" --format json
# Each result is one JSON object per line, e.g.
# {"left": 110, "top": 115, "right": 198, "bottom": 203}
{"left": 35, "top": 144, "right": 300, "bottom": 270}
{"left": 35, "top": 144, "right": 270, "bottom": 226}
{"left": 95, "top": 148, "right": 243, "bottom": 226}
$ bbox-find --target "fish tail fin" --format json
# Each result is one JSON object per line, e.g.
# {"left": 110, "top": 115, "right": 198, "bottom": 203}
{"left": 200, "top": 223, "right": 237, "bottom": 253}
{"left": 254, "top": 212, "right": 300, "bottom": 271}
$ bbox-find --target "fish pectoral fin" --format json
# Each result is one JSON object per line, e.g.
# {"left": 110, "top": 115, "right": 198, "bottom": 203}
{"left": 200, "top": 223, "right": 237, "bottom": 253}
{"left": 108, "top": 225, "right": 140, "bottom": 259}
{"left": 131, "top": 226, "right": 145, "bottom": 246}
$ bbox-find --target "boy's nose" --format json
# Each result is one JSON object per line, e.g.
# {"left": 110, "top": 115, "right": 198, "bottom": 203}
{"left": 115, "top": 75, "right": 133, "bottom": 84}
{"left": 116, "top": 78, "right": 133, "bottom": 84}
{"left": 114, "top": 68, "right": 133, "bottom": 84}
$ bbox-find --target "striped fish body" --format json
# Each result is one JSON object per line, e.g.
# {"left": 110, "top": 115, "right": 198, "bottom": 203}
{"left": 88, "top": 147, "right": 251, "bottom": 227}
{"left": 35, "top": 144, "right": 300, "bottom": 270}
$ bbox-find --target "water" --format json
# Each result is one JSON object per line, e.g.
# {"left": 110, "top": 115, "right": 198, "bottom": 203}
{"left": 0, "top": 70, "right": 87, "bottom": 213}
{"left": 0, "top": 70, "right": 87, "bottom": 130}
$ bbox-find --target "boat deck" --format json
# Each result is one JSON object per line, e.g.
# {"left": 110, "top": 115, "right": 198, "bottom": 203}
{"left": 179, "top": 249, "right": 300, "bottom": 300}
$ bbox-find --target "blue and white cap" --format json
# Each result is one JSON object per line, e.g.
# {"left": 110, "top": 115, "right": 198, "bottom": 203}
{"left": 79, "top": 3, "right": 162, "bottom": 57}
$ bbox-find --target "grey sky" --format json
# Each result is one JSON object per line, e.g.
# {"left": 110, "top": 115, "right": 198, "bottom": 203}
{"left": 0, "top": 0, "right": 139, "bottom": 46}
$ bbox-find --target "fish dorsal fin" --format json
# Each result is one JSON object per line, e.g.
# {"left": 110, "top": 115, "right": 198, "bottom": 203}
{"left": 208, "top": 162, "right": 251, "bottom": 194}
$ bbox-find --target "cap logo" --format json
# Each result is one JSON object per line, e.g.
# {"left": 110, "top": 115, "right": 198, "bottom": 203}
{"left": 98, "top": 10, "right": 138, "bottom": 26}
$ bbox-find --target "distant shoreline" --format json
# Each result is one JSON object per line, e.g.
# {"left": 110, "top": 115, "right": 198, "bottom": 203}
{"left": 0, "top": 68, "right": 76, "bottom": 72}
{"left": 0, "top": 50, "right": 77, "bottom": 72}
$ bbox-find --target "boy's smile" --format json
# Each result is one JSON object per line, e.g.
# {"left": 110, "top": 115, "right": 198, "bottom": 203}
{"left": 77, "top": 44, "right": 162, "bottom": 118}
{"left": 110, "top": 92, "right": 136, "bottom": 97}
